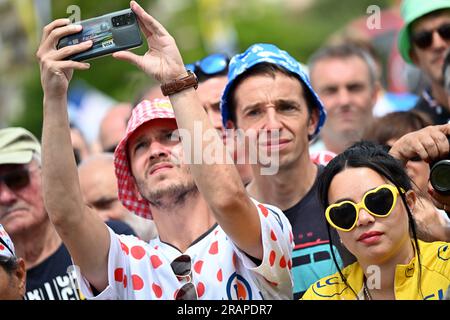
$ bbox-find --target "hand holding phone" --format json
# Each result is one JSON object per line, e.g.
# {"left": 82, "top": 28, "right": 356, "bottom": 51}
{"left": 112, "top": 1, "right": 187, "bottom": 83}
{"left": 57, "top": 8, "right": 142, "bottom": 61}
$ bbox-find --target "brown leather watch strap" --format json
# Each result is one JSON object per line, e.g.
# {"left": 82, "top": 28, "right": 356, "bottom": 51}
{"left": 160, "top": 70, "right": 198, "bottom": 96}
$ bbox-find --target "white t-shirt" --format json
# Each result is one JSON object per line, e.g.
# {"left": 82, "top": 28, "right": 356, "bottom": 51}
{"left": 76, "top": 200, "right": 294, "bottom": 300}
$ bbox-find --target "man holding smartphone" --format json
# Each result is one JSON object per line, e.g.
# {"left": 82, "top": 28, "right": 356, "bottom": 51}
{"left": 37, "top": 1, "right": 293, "bottom": 300}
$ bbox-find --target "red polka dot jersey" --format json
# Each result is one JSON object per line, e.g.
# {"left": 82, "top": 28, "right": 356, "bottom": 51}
{"left": 75, "top": 199, "right": 294, "bottom": 300}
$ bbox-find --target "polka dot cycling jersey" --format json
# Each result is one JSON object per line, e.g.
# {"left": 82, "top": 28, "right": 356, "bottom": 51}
{"left": 76, "top": 200, "right": 294, "bottom": 300}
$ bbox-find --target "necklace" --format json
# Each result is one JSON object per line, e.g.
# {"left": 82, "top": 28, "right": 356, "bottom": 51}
{"left": 363, "top": 282, "right": 373, "bottom": 300}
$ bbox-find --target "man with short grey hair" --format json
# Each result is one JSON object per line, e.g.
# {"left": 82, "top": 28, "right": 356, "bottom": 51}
{"left": 309, "top": 43, "right": 380, "bottom": 155}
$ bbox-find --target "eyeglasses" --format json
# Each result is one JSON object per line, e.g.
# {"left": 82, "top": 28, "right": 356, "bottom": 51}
{"left": 411, "top": 23, "right": 450, "bottom": 49}
{"left": 325, "top": 184, "right": 404, "bottom": 232}
{"left": 0, "top": 167, "right": 36, "bottom": 192}
{"left": 170, "top": 254, "right": 198, "bottom": 300}
{"left": 185, "top": 53, "right": 229, "bottom": 79}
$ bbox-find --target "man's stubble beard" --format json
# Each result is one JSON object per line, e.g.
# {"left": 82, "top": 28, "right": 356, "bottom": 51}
{"left": 136, "top": 167, "right": 199, "bottom": 211}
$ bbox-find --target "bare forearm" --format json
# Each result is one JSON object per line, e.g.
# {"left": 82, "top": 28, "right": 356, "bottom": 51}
{"left": 42, "top": 95, "right": 84, "bottom": 225}
{"left": 170, "top": 89, "right": 262, "bottom": 257}
{"left": 42, "top": 95, "right": 110, "bottom": 289}
{"left": 169, "top": 89, "right": 247, "bottom": 208}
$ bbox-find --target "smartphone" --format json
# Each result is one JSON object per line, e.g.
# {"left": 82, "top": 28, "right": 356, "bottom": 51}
{"left": 57, "top": 8, "right": 143, "bottom": 61}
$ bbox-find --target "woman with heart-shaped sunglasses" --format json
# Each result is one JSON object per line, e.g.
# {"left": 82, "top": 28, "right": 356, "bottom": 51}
{"left": 302, "top": 141, "right": 450, "bottom": 300}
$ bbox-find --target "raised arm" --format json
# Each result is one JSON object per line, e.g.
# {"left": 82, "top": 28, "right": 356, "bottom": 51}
{"left": 113, "top": 1, "right": 262, "bottom": 259}
{"left": 37, "top": 19, "right": 110, "bottom": 290}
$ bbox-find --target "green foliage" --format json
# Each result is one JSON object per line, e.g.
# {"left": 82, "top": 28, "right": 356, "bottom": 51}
{"left": 14, "top": 0, "right": 392, "bottom": 133}
{"left": 11, "top": 66, "right": 43, "bottom": 139}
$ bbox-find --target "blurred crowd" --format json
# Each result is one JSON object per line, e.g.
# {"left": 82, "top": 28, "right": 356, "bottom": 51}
{"left": 1, "top": 0, "right": 450, "bottom": 300}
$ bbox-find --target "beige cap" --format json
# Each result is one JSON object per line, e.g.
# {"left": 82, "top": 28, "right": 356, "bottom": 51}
{"left": 0, "top": 127, "right": 41, "bottom": 165}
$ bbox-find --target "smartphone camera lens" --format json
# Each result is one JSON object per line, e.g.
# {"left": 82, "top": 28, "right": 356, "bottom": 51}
{"left": 112, "top": 13, "right": 134, "bottom": 27}
{"left": 125, "top": 13, "right": 134, "bottom": 25}
{"left": 112, "top": 16, "right": 119, "bottom": 27}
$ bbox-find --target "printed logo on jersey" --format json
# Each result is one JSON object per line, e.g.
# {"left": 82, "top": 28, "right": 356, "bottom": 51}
{"left": 438, "top": 244, "right": 449, "bottom": 261}
{"left": 226, "top": 272, "right": 252, "bottom": 300}
{"left": 424, "top": 288, "right": 446, "bottom": 300}
{"left": 312, "top": 276, "right": 348, "bottom": 298}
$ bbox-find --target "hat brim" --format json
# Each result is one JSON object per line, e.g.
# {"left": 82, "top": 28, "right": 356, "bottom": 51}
{"left": 398, "top": 27, "right": 413, "bottom": 64}
{"left": 0, "top": 151, "right": 33, "bottom": 165}
{"left": 220, "top": 46, "right": 326, "bottom": 139}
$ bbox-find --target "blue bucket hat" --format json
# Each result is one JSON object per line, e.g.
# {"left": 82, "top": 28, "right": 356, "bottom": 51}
{"left": 220, "top": 43, "right": 326, "bottom": 138}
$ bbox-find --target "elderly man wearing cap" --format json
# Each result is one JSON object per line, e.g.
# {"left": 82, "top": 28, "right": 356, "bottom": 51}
{"left": 398, "top": 0, "right": 450, "bottom": 124}
{"left": 37, "top": 1, "right": 293, "bottom": 300}
{"left": 219, "top": 44, "right": 355, "bottom": 298}
{"left": 0, "top": 127, "right": 69, "bottom": 299}
{"left": 0, "top": 127, "right": 135, "bottom": 300}
{"left": 0, "top": 224, "right": 26, "bottom": 299}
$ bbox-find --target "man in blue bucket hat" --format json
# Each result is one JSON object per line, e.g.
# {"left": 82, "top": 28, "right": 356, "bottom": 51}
{"left": 398, "top": 0, "right": 450, "bottom": 125}
{"left": 221, "top": 43, "right": 355, "bottom": 299}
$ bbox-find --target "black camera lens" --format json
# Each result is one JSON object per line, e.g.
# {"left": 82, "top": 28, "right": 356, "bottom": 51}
{"left": 125, "top": 13, "right": 134, "bottom": 24}
{"left": 112, "top": 17, "right": 120, "bottom": 27}
{"left": 430, "top": 159, "right": 450, "bottom": 195}
{"left": 112, "top": 13, "right": 135, "bottom": 27}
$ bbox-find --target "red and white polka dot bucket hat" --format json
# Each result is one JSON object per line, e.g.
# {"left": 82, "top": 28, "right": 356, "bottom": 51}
{"left": 0, "top": 224, "right": 15, "bottom": 260}
{"left": 114, "top": 99, "right": 175, "bottom": 220}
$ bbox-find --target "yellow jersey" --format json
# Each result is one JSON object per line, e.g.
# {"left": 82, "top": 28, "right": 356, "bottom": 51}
{"left": 302, "top": 240, "right": 450, "bottom": 300}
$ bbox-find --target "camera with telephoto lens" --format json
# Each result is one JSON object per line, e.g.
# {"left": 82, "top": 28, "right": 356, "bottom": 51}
{"left": 429, "top": 136, "right": 450, "bottom": 195}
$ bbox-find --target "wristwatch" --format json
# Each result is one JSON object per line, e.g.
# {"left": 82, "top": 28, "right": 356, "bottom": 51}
{"left": 161, "top": 70, "right": 198, "bottom": 96}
